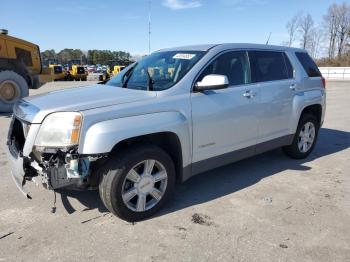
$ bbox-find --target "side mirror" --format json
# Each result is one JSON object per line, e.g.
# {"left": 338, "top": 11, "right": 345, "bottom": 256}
{"left": 194, "top": 74, "right": 229, "bottom": 92}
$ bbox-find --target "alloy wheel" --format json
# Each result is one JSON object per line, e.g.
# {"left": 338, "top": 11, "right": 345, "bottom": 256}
{"left": 121, "top": 159, "right": 168, "bottom": 212}
{"left": 298, "top": 121, "right": 316, "bottom": 153}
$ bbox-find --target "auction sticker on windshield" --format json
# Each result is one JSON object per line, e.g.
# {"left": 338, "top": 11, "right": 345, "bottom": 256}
{"left": 173, "top": 53, "right": 196, "bottom": 60}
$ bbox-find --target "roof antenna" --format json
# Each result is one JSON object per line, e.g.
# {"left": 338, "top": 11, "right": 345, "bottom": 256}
{"left": 266, "top": 32, "right": 272, "bottom": 45}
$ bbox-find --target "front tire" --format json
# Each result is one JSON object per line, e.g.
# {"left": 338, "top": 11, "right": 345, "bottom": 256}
{"left": 99, "top": 144, "right": 175, "bottom": 221}
{"left": 283, "top": 114, "right": 319, "bottom": 159}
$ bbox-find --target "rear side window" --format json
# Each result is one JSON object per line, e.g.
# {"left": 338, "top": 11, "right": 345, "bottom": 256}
{"left": 249, "top": 51, "right": 289, "bottom": 82}
{"left": 15, "top": 47, "right": 33, "bottom": 67}
{"left": 295, "top": 52, "right": 321, "bottom": 77}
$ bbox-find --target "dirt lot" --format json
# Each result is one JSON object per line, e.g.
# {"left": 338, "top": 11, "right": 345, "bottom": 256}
{"left": 0, "top": 81, "right": 349, "bottom": 262}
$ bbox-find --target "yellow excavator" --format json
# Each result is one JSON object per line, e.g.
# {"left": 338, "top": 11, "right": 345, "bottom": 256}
{"left": 0, "top": 29, "right": 48, "bottom": 112}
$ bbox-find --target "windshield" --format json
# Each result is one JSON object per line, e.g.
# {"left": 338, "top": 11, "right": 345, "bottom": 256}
{"left": 105, "top": 51, "right": 206, "bottom": 91}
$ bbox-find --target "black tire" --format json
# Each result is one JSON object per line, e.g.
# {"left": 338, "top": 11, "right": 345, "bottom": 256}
{"left": 283, "top": 114, "right": 319, "bottom": 159}
{"left": 30, "top": 74, "right": 42, "bottom": 89}
{"left": 99, "top": 144, "right": 176, "bottom": 221}
{"left": 0, "top": 70, "right": 29, "bottom": 113}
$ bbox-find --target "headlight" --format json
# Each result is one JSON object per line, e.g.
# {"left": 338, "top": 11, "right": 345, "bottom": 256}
{"left": 35, "top": 112, "right": 82, "bottom": 147}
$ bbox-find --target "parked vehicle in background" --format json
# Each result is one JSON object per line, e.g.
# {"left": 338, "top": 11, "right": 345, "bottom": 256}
{"left": 112, "top": 65, "right": 125, "bottom": 76}
{"left": 0, "top": 29, "right": 42, "bottom": 112}
{"left": 87, "top": 65, "right": 111, "bottom": 81}
{"left": 6, "top": 43, "right": 326, "bottom": 222}
{"left": 48, "top": 64, "right": 66, "bottom": 81}
{"left": 67, "top": 64, "right": 87, "bottom": 81}
{"left": 87, "top": 65, "right": 96, "bottom": 73}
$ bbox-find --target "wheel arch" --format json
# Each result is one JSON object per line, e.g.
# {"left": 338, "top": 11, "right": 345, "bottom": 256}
{"left": 80, "top": 111, "right": 192, "bottom": 182}
{"left": 109, "top": 132, "right": 184, "bottom": 183}
{"left": 299, "top": 104, "right": 322, "bottom": 125}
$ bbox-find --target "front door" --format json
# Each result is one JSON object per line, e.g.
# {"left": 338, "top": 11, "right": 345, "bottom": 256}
{"left": 191, "top": 50, "right": 260, "bottom": 172}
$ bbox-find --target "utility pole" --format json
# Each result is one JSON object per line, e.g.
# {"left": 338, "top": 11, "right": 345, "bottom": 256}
{"left": 148, "top": 0, "right": 151, "bottom": 54}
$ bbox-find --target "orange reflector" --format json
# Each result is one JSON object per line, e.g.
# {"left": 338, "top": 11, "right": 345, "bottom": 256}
{"left": 71, "top": 115, "right": 82, "bottom": 144}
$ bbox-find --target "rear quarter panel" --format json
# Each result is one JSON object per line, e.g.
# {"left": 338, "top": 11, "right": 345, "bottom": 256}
{"left": 284, "top": 50, "right": 326, "bottom": 133}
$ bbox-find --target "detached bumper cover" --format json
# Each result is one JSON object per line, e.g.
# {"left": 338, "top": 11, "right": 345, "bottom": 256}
{"left": 6, "top": 142, "right": 31, "bottom": 199}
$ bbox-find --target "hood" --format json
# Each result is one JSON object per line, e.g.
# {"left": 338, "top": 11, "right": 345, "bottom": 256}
{"left": 18, "top": 84, "right": 157, "bottom": 123}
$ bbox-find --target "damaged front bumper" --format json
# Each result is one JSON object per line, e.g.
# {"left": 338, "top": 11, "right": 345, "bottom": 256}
{"left": 6, "top": 141, "right": 31, "bottom": 198}
{"left": 6, "top": 116, "right": 101, "bottom": 199}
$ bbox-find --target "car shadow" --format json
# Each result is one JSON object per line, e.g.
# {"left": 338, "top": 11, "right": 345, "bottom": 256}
{"left": 56, "top": 128, "right": 350, "bottom": 217}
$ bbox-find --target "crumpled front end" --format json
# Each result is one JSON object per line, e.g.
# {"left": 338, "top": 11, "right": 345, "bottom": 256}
{"left": 6, "top": 101, "right": 102, "bottom": 198}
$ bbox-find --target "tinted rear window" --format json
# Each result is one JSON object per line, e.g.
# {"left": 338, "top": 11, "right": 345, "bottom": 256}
{"left": 249, "top": 51, "right": 289, "bottom": 82}
{"left": 295, "top": 52, "right": 321, "bottom": 77}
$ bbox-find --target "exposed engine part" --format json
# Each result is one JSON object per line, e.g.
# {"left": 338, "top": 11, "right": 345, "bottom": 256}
{"left": 65, "top": 153, "right": 90, "bottom": 179}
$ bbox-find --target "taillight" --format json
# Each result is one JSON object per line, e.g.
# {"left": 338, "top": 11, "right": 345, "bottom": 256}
{"left": 321, "top": 77, "right": 326, "bottom": 88}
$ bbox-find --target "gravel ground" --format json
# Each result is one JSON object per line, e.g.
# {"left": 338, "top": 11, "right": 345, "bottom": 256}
{"left": 0, "top": 81, "right": 349, "bottom": 262}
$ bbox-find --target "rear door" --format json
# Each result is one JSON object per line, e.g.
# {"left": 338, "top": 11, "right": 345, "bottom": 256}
{"left": 248, "top": 50, "right": 295, "bottom": 144}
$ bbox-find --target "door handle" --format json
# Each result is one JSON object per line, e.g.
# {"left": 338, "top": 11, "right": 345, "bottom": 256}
{"left": 290, "top": 83, "right": 297, "bottom": 91}
{"left": 243, "top": 90, "right": 255, "bottom": 98}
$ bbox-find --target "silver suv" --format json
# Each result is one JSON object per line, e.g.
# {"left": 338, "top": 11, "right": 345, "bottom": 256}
{"left": 6, "top": 44, "right": 326, "bottom": 221}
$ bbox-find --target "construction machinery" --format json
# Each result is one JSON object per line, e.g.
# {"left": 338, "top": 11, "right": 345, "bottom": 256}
{"left": 0, "top": 29, "right": 45, "bottom": 112}
{"left": 48, "top": 64, "right": 66, "bottom": 81}
{"left": 111, "top": 65, "right": 125, "bottom": 76}
{"left": 67, "top": 60, "right": 87, "bottom": 81}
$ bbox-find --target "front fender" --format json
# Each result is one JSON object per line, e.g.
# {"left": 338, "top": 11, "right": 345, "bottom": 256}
{"left": 79, "top": 111, "right": 191, "bottom": 165}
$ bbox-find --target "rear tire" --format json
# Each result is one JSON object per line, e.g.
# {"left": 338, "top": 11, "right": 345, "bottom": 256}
{"left": 99, "top": 144, "right": 175, "bottom": 222}
{"left": 0, "top": 70, "right": 29, "bottom": 113}
{"left": 283, "top": 114, "right": 319, "bottom": 159}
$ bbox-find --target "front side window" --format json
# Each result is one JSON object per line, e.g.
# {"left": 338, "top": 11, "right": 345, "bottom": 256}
{"left": 197, "top": 51, "right": 251, "bottom": 86}
{"left": 249, "top": 51, "right": 289, "bottom": 82}
{"left": 106, "top": 51, "right": 206, "bottom": 91}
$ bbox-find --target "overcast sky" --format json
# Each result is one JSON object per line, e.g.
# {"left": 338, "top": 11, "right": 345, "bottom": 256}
{"left": 0, "top": 0, "right": 344, "bottom": 55}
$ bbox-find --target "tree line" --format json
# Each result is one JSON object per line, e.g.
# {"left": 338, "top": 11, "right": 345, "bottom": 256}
{"left": 41, "top": 49, "right": 133, "bottom": 66}
{"left": 285, "top": 2, "right": 350, "bottom": 66}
